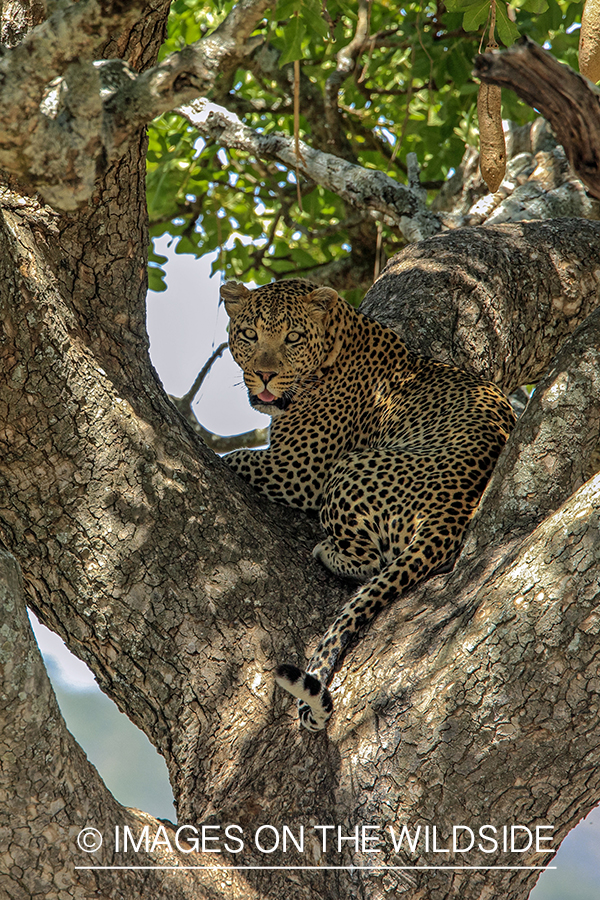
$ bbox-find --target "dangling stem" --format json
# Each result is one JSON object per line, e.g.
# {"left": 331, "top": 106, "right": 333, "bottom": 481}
{"left": 294, "top": 58, "right": 303, "bottom": 211}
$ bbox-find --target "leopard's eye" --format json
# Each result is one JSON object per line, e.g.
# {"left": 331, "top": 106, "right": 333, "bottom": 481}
{"left": 241, "top": 328, "right": 257, "bottom": 341}
{"left": 285, "top": 331, "right": 303, "bottom": 344}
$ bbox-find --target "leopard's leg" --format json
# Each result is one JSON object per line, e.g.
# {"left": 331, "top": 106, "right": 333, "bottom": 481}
{"left": 277, "top": 516, "right": 463, "bottom": 731}
{"left": 312, "top": 449, "right": 422, "bottom": 581}
{"left": 225, "top": 446, "right": 324, "bottom": 511}
{"left": 312, "top": 537, "right": 383, "bottom": 582}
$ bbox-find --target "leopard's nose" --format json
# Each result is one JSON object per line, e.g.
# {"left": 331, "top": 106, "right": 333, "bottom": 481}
{"left": 256, "top": 371, "right": 276, "bottom": 385}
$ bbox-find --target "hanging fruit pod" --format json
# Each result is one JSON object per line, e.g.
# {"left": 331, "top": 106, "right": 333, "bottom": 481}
{"left": 580, "top": 0, "right": 600, "bottom": 83}
{"left": 478, "top": 79, "right": 506, "bottom": 193}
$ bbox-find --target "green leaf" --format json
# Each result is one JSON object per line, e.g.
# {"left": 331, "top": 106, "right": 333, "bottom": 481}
{"left": 302, "top": 0, "right": 329, "bottom": 38}
{"left": 509, "top": 0, "right": 548, "bottom": 12}
{"left": 290, "top": 247, "right": 317, "bottom": 267}
{"left": 148, "top": 264, "right": 167, "bottom": 292}
{"left": 495, "top": 2, "right": 521, "bottom": 45}
{"left": 269, "top": 259, "right": 295, "bottom": 273}
{"left": 445, "top": 0, "right": 487, "bottom": 11}
{"left": 148, "top": 244, "right": 168, "bottom": 266}
{"left": 145, "top": 0, "right": 579, "bottom": 289}
{"left": 463, "top": 0, "right": 491, "bottom": 32}
{"left": 445, "top": 46, "right": 473, "bottom": 83}
{"left": 278, "top": 15, "right": 306, "bottom": 65}
{"left": 275, "top": 0, "right": 301, "bottom": 19}
{"left": 175, "top": 235, "right": 200, "bottom": 255}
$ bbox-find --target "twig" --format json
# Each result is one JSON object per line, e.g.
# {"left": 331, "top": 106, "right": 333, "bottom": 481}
{"left": 181, "top": 341, "right": 229, "bottom": 407}
{"left": 178, "top": 98, "right": 441, "bottom": 241}
{"left": 171, "top": 341, "right": 270, "bottom": 452}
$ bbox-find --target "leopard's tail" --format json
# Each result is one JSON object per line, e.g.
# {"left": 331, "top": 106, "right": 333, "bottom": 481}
{"left": 276, "top": 525, "right": 460, "bottom": 730}
{"left": 275, "top": 664, "right": 333, "bottom": 731}
{"left": 274, "top": 582, "right": 376, "bottom": 731}
{"left": 274, "top": 572, "right": 387, "bottom": 731}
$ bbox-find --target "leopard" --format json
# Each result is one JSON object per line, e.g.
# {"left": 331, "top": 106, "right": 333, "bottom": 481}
{"left": 221, "top": 278, "right": 515, "bottom": 732}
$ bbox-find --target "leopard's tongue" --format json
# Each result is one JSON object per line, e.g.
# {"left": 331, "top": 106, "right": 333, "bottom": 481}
{"left": 258, "top": 389, "right": 276, "bottom": 402}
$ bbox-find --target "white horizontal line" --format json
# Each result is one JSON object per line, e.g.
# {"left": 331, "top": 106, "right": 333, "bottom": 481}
{"left": 75, "top": 865, "right": 557, "bottom": 871}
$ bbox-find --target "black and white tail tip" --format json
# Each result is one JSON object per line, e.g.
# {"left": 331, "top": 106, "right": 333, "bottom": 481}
{"left": 275, "top": 663, "right": 333, "bottom": 732}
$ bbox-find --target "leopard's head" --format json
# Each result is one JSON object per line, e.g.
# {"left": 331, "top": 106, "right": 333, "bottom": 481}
{"left": 221, "top": 279, "right": 338, "bottom": 415}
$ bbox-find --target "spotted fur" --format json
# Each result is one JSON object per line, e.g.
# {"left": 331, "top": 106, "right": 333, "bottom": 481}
{"left": 222, "top": 279, "right": 515, "bottom": 731}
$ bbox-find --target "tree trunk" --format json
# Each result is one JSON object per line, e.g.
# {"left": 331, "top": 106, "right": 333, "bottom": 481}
{"left": 1, "top": 4, "right": 600, "bottom": 900}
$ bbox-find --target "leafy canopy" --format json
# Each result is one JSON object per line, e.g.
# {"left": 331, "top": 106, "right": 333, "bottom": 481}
{"left": 146, "top": 0, "right": 580, "bottom": 295}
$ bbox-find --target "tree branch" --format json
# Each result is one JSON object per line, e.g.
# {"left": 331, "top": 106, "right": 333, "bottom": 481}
{"left": 360, "top": 218, "right": 600, "bottom": 391}
{"left": 106, "top": 0, "right": 274, "bottom": 140}
{"left": 198, "top": 0, "right": 273, "bottom": 104}
{"left": 178, "top": 99, "right": 441, "bottom": 241}
{"left": 466, "top": 305, "right": 600, "bottom": 561}
{"left": 0, "top": 548, "right": 267, "bottom": 900}
{"left": 0, "top": 0, "right": 147, "bottom": 206}
{"left": 169, "top": 342, "right": 269, "bottom": 452}
{"left": 0, "top": 197, "right": 349, "bottom": 834}
{"left": 331, "top": 473, "right": 600, "bottom": 900}
{"left": 4, "top": 161, "right": 600, "bottom": 900}
{"left": 433, "top": 118, "right": 600, "bottom": 229}
{"left": 0, "top": 0, "right": 274, "bottom": 208}
{"left": 3, "top": 7, "right": 600, "bottom": 899}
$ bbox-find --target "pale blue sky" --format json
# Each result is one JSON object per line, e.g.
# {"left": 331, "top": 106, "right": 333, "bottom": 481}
{"left": 146, "top": 236, "right": 267, "bottom": 436}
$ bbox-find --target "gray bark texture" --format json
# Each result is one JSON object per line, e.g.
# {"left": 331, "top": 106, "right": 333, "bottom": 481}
{"left": 0, "top": 3, "right": 600, "bottom": 900}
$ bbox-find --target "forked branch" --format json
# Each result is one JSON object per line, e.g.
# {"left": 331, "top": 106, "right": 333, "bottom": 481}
{"left": 169, "top": 342, "right": 269, "bottom": 452}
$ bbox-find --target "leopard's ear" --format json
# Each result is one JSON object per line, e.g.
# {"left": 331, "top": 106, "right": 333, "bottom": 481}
{"left": 220, "top": 282, "right": 251, "bottom": 317}
{"left": 305, "top": 287, "right": 338, "bottom": 319}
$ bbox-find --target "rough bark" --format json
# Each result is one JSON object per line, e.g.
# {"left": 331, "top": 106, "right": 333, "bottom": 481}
{"left": 360, "top": 218, "right": 600, "bottom": 392}
{"left": 1, "top": 3, "right": 600, "bottom": 900}
{"left": 0, "top": 168, "right": 350, "bottom": 806}
{"left": 3, "top": 229, "right": 600, "bottom": 899}
{"left": 431, "top": 117, "right": 600, "bottom": 231}
{"left": 0, "top": 0, "right": 272, "bottom": 207}
{"left": 0, "top": 549, "right": 263, "bottom": 900}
